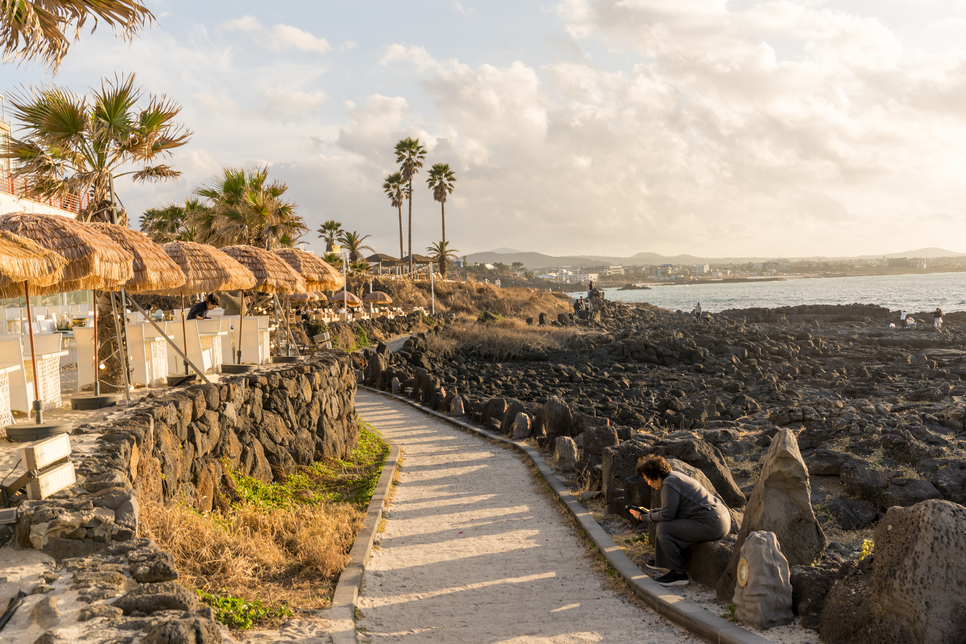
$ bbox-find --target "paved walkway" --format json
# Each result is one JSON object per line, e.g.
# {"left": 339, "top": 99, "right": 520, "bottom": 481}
{"left": 355, "top": 390, "right": 699, "bottom": 644}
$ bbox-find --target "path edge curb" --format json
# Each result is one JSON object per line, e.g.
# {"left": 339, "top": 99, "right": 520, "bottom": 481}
{"left": 329, "top": 423, "right": 401, "bottom": 644}
{"left": 359, "top": 385, "right": 772, "bottom": 644}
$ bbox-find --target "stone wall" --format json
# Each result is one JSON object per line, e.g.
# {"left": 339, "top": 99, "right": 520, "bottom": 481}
{"left": 14, "top": 352, "right": 357, "bottom": 555}
{"left": 0, "top": 353, "right": 357, "bottom": 643}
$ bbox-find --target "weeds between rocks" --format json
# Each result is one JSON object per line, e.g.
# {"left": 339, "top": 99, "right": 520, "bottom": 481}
{"left": 141, "top": 422, "right": 390, "bottom": 631}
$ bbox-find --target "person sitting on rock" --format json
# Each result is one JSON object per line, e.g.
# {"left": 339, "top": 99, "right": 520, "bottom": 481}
{"left": 906, "top": 315, "right": 916, "bottom": 328}
{"left": 629, "top": 455, "right": 731, "bottom": 587}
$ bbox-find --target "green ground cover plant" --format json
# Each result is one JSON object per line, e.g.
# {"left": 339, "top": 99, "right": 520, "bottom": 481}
{"left": 143, "top": 422, "right": 390, "bottom": 630}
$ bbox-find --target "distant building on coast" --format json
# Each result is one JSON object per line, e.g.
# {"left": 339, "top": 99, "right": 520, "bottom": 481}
{"left": 887, "top": 257, "right": 927, "bottom": 269}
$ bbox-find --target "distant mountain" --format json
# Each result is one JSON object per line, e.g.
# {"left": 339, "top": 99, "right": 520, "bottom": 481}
{"left": 865, "top": 247, "right": 966, "bottom": 259}
{"left": 465, "top": 247, "right": 966, "bottom": 269}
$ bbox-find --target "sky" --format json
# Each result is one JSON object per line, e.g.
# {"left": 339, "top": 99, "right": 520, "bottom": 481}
{"left": 2, "top": 0, "right": 966, "bottom": 260}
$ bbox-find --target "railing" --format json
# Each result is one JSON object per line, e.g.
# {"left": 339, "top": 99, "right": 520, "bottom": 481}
{"left": 0, "top": 168, "right": 90, "bottom": 214}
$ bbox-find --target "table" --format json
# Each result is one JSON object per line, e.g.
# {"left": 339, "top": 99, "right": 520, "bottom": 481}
{"left": 199, "top": 331, "right": 227, "bottom": 373}
{"left": 0, "top": 363, "right": 22, "bottom": 428}
{"left": 23, "top": 350, "right": 69, "bottom": 411}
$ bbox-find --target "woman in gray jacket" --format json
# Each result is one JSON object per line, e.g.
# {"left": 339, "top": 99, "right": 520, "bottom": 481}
{"left": 629, "top": 455, "right": 731, "bottom": 586}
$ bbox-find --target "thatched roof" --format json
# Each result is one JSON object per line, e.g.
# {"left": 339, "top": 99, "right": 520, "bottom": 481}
{"left": 153, "top": 241, "right": 256, "bottom": 294}
{"left": 0, "top": 212, "right": 133, "bottom": 297}
{"left": 401, "top": 253, "right": 434, "bottom": 264}
{"left": 88, "top": 223, "right": 187, "bottom": 294}
{"left": 330, "top": 291, "right": 363, "bottom": 306}
{"left": 220, "top": 246, "right": 306, "bottom": 295}
{"left": 289, "top": 291, "right": 328, "bottom": 303}
{"left": 366, "top": 252, "right": 401, "bottom": 264}
{"left": 0, "top": 230, "right": 68, "bottom": 292}
{"left": 273, "top": 247, "right": 345, "bottom": 291}
{"left": 363, "top": 291, "right": 393, "bottom": 304}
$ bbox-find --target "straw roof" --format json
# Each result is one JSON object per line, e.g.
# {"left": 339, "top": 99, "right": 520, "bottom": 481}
{"left": 273, "top": 247, "right": 345, "bottom": 291}
{"left": 88, "top": 223, "right": 187, "bottom": 294}
{"left": 0, "top": 212, "right": 133, "bottom": 297}
{"left": 366, "top": 252, "right": 401, "bottom": 264}
{"left": 330, "top": 291, "right": 363, "bottom": 306}
{"left": 363, "top": 291, "right": 393, "bottom": 304}
{"left": 0, "top": 230, "right": 68, "bottom": 291}
{"left": 401, "top": 253, "right": 434, "bottom": 263}
{"left": 153, "top": 241, "right": 256, "bottom": 294}
{"left": 289, "top": 291, "right": 328, "bottom": 303}
{"left": 220, "top": 246, "right": 306, "bottom": 295}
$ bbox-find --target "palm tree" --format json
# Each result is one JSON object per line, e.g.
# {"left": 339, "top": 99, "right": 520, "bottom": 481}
{"left": 1, "top": 72, "right": 191, "bottom": 224}
{"left": 427, "top": 241, "right": 459, "bottom": 280}
{"left": 192, "top": 165, "right": 306, "bottom": 248}
{"left": 317, "top": 220, "right": 343, "bottom": 252}
{"left": 139, "top": 198, "right": 204, "bottom": 242}
{"left": 426, "top": 163, "right": 456, "bottom": 244}
{"left": 337, "top": 230, "right": 375, "bottom": 263}
{"left": 1, "top": 0, "right": 153, "bottom": 72}
{"left": 394, "top": 137, "right": 426, "bottom": 274}
{"left": 382, "top": 172, "right": 408, "bottom": 260}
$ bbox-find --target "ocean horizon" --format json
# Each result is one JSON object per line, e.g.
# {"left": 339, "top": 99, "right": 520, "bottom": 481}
{"left": 605, "top": 271, "right": 966, "bottom": 314}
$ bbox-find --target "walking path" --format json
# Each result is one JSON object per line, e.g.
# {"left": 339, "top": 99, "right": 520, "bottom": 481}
{"left": 354, "top": 390, "right": 700, "bottom": 644}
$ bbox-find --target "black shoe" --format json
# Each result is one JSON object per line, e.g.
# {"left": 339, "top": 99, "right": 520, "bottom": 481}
{"left": 654, "top": 571, "right": 689, "bottom": 586}
{"left": 645, "top": 557, "right": 663, "bottom": 570}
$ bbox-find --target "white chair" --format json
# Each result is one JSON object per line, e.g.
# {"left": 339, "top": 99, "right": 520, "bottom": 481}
{"left": 184, "top": 320, "right": 213, "bottom": 374}
{"left": 221, "top": 315, "right": 241, "bottom": 364}
{"left": 74, "top": 326, "right": 97, "bottom": 391}
{"left": 196, "top": 319, "right": 225, "bottom": 373}
{"left": 26, "top": 333, "right": 62, "bottom": 356}
{"left": 240, "top": 321, "right": 262, "bottom": 365}
{"left": 0, "top": 336, "right": 32, "bottom": 413}
{"left": 127, "top": 323, "right": 150, "bottom": 387}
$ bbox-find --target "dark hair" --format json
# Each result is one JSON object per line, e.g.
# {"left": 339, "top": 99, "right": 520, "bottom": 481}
{"left": 205, "top": 293, "right": 221, "bottom": 306}
{"left": 637, "top": 455, "right": 672, "bottom": 481}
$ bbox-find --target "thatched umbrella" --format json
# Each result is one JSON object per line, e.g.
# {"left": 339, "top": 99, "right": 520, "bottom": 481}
{"left": 88, "top": 224, "right": 186, "bottom": 294}
{"left": 363, "top": 290, "right": 393, "bottom": 317}
{"left": 0, "top": 231, "right": 67, "bottom": 429}
{"left": 363, "top": 291, "right": 393, "bottom": 304}
{"left": 150, "top": 242, "right": 256, "bottom": 382}
{"left": 221, "top": 245, "right": 307, "bottom": 366}
{"left": 366, "top": 253, "right": 400, "bottom": 276}
{"left": 0, "top": 213, "right": 134, "bottom": 296}
{"left": 86, "top": 223, "right": 188, "bottom": 399}
{"left": 274, "top": 247, "right": 345, "bottom": 291}
{"left": 0, "top": 212, "right": 134, "bottom": 415}
{"left": 331, "top": 291, "right": 363, "bottom": 307}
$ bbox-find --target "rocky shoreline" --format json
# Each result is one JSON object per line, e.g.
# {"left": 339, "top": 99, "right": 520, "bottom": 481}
{"left": 360, "top": 295, "right": 966, "bottom": 642}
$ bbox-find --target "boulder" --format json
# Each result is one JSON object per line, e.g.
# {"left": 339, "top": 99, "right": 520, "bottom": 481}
{"left": 553, "top": 437, "right": 579, "bottom": 473}
{"left": 660, "top": 439, "right": 746, "bottom": 508}
{"left": 819, "top": 500, "right": 966, "bottom": 644}
{"left": 841, "top": 462, "right": 890, "bottom": 500}
{"left": 543, "top": 396, "right": 574, "bottom": 440}
{"left": 717, "top": 428, "right": 825, "bottom": 600}
{"left": 733, "top": 531, "right": 794, "bottom": 630}
{"left": 500, "top": 400, "right": 527, "bottom": 435}
{"left": 825, "top": 498, "right": 878, "bottom": 530}
{"left": 790, "top": 558, "right": 843, "bottom": 630}
{"left": 689, "top": 534, "right": 737, "bottom": 590}
{"left": 583, "top": 423, "right": 619, "bottom": 456}
{"left": 513, "top": 412, "right": 532, "bottom": 440}
{"left": 879, "top": 478, "right": 941, "bottom": 509}
{"left": 602, "top": 441, "right": 649, "bottom": 504}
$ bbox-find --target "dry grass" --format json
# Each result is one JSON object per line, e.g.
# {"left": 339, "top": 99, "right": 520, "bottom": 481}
{"left": 427, "top": 317, "right": 586, "bottom": 362}
{"left": 141, "top": 499, "right": 364, "bottom": 612}
{"left": 368, "top": 279, "right": 573, "bottom": 320}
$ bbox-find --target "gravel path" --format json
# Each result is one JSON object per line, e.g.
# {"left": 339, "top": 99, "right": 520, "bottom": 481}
{"left": 355, "top": 390, "right": 701, "bottom": 644}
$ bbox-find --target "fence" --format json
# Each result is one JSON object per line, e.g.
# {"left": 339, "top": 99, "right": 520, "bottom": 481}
{"left": 0, "top": 168, "right": 90, "bottom": 214}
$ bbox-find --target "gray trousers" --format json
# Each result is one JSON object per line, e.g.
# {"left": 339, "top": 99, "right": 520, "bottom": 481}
{"left": 654, "top": 506, "right": 730, "bottom": 572}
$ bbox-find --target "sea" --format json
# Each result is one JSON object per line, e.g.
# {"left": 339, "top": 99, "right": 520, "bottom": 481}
{"left": 603, "top": 272, "right": 966, "bottom": 314}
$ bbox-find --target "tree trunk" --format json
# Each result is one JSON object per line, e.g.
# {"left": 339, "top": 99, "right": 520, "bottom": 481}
{"left": 95, "top": 291, "right": 126, "bottom": 393}
{"left": 398, "top": 204, "right": 404, "bottom": 260}
{"left": 441, "top": 201, "right": 446, "bottom": 245}
{"left": 408, "top": 179, "right": 413, "bottom": 275}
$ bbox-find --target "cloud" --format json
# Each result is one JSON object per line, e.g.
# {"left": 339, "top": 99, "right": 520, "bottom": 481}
{"left": 452, "top": 2, "right": 477, "bottom": 15}
{"left": 260, "top": 88, "right": 327, "bottom": 115}
{"left": 222, "top": 15, "right": 331, "bottom": 54}
{"left": 380, "top": 44, "right": 442, "bottom": 73}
